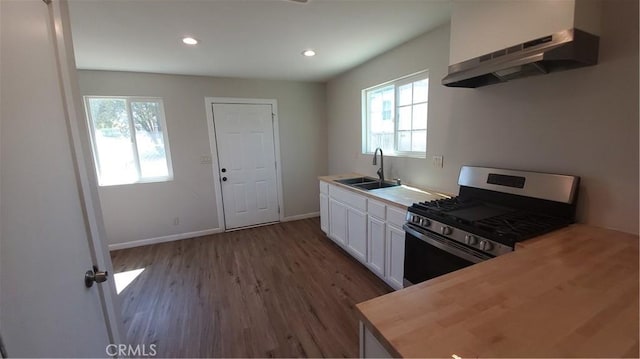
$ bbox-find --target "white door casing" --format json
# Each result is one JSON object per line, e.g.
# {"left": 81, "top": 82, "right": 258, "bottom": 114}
{"left": 0, "top": 0, "right": 120, "bottom": 356}
{"left": 209, "top": 100, "right": 282, "bottom": 230}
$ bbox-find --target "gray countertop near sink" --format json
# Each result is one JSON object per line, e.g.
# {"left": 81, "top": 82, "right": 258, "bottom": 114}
{"left": 367, "top": 185, "right": 450, "bottom": 207}
{"left": 319, "top": 173, "right": 451, "bottom": 208}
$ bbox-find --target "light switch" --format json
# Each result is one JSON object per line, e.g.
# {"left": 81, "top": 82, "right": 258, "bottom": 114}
{"left": 432, "top": 155, "right": 443, "bottom": 168}
{"left": 200, "top": 155, "right": 212, "bottom": 164}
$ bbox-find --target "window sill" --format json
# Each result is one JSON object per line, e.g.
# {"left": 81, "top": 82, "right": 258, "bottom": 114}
{"left": 361, "top": 152, "right": 427, "bottom": 160}
{"left": 99, "top": 176, "right": 174, "bottom": 187}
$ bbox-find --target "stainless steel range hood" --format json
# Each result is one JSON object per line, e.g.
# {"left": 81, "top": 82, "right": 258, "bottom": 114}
{"left": 442, "top": 28, "right": 599, "bottom": 88}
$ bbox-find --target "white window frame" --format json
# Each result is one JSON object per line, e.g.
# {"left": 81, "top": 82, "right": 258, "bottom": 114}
{"left": 362, "top": 70, "right": 429, "bottom": 158}
{"left": 83, "top": 96, "right": 174, "bottom": 186}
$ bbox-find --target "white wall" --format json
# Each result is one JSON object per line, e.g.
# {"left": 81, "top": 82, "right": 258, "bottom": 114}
{"left": 78, "top": 71, "right": 327, "bottom": 246}
{"left": 450, "top": 0, "right": 577, "bottom": 64}
{"left": 327, "top": 0, "right": 638, "bottom": 234}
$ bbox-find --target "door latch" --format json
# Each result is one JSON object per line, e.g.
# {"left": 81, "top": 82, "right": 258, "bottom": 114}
{"left": 85, "top": 265, "right": 108, "bottom": 288}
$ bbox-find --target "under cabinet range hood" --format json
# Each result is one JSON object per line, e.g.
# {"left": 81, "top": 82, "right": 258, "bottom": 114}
{"left": 442, "top": 28, "right": 599, "bottom": 88}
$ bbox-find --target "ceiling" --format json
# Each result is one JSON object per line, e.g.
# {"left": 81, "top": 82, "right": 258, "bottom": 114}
{"left": 68, "top": 0, "right": 451, "bottom": 82}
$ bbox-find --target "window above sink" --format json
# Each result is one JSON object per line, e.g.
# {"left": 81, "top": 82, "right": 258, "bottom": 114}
{"left": 361, "top": 70, "right": 429, "bottom": 159}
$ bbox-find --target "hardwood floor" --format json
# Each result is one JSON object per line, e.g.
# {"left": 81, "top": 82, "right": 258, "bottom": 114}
{"left": 111, "top": 218, "right": 391, "bottom": 357}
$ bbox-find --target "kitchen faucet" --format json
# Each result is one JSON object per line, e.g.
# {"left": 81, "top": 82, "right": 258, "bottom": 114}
{"left": 372, "top": 147, "right": 384, "bottom": 183}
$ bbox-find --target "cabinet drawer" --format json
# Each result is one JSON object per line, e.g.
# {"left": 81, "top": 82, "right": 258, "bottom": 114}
{"left": 367, "top": 199, "right": 386, "bottom": 220}
{"left": 386, "top": 206, "right": 407, "bottom": 228}
{"left": 329, "top": 185, "right": 367, "bottom": 212}
{"left": 319, "top": 181, "right": 329, "bottom": 194}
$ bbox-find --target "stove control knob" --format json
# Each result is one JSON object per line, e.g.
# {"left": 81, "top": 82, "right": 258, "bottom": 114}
{"left": 421, "top": 218, "right": 431, "bottom": 227}
{"left": 440, "top": 226, "right": 452, "bottom": 235}
{"left": 480, "top": 240, "right": 493, "bottom": 251}
{"left": 412, "top": 215, "right": 421, "bottom": 224}
{"left": 465, "top": 235, "right": 477, "bottom": 245}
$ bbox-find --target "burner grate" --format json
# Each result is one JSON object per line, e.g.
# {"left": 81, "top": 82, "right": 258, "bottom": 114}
{"left": 475, "top": 211, "right": 569, "bottom": 240}
{"left": 409, "top": 196, "right": 572, "bottom": 244}
{"left": 414, "top": 197, "right": 476, "bottom": 211}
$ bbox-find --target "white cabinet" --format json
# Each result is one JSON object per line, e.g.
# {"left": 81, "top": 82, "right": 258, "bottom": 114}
{"left": 329, "top": 198, "right": 347, "bottom": 246}
{"left": 327, "top": 185, "right": 368, "bottom": 264}
{"left": 319, "top": 182, "right": 329, "bottom": 234}
{"left": 385, "top": 206, "right": 407, "bottom": 290}
{"left": 347, "top": 208, "right": 367, "bottom": 263}
{"left": 386, "top": 205, "right": 407, "bottom": 229}
{"left": 367, "top": 199, "right": 387, "bottom": 279}
{"left": 360, "top": 321, "right": 392, "bottom": 358}
{"left": 320, "top": 193, "right": 329, "bottom": 234}
{"left": 367, "top": 215, "right": 386, "bottom": 278}
{"left": 320, "top": 180, "right": 407, "bottom": 290}
{"left": 385, "top": 224, "right": 406, "bottom": 290}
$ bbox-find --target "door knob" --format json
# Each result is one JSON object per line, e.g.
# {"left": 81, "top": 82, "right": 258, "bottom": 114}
{"left": 85, "top": 265, "right": 108, "bottom": 288}
{"left": 221, "top": 168, "right": 227, "bottom": 173}
{"left": 222, "top": 177, "right": 228, "bottom": 182}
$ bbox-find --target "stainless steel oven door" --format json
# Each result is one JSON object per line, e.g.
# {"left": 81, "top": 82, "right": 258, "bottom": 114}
{"left": 403, "top": 223, "right": 493, "bottom": 287}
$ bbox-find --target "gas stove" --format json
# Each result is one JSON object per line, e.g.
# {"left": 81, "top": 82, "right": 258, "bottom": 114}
{"left": 405, "top": 166, "right": 580, "bottom": 258}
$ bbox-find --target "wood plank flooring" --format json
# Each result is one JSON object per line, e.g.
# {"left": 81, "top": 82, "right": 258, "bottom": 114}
{"left": 110, "top": 218, "right": 391, "bottom": 357}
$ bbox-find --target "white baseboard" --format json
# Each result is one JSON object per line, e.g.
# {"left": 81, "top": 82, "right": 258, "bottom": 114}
{"left": 282, "top": 212, "right": 320, "bottom": 222}
{"left": 108, "top": 227, "right": 224, "bottom": 251}
{"left": 109, "top": 213, "right": 319, "bottom": 251}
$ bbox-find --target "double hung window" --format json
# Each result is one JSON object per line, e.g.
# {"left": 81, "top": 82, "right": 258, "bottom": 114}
{"left": 363, "top": 71, "right": 429, "bottom": 157}
{"left": 84, "top": 96, "right": 173, "bottom": 186}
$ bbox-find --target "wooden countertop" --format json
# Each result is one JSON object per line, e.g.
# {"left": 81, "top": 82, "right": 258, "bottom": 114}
{"left": 318, "top": 174, "right": 451, "bottom": 209}
{"left": 356, "top": 225, "right": 640, "bottom": 358}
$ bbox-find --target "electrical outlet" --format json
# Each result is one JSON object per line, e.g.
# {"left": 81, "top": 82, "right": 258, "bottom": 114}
{"left": 432, "top": 155, "right": 443, "bottom": 168}
{"left": 173, "top": 217, "right": 180, "bottom": 226}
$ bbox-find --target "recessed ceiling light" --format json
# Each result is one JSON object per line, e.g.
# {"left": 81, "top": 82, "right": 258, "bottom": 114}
{"left": 302, "top": 49, "right": 316, "bottom": 57}
{"left": 182, "top": 37, "right": 198, "bottom": 45}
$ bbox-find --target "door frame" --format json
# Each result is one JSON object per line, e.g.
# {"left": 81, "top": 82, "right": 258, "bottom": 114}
{"left": 204, "top": 97, "right": 285, "bottom": 231}
{"left": 49, "top": 0, "right": 124, "bottom": 345}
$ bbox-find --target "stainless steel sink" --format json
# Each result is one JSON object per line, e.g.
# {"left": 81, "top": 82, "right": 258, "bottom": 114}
{"left": 335, "top": 176, "right": 378, "bottom": 185}
{"left": 335, "top": 176, "right": 400, "bottom": 191}
{"left": 351, "top": 181, "right": 400, "bottom": 190}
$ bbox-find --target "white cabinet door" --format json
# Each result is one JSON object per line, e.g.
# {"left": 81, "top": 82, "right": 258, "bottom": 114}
{"left": 347, "top": 208, "right": 367, "bottom": 263}
{"left": 386, "top": 224, "right": 406, "bottom": 290}
{"left": 320, "top": 193, "right": 329, "bottom": 234}
{"left": 360, "top": 322, "right": 392, "bottom": 358}
{"left": 367, "top": 216, "right": 386, "bottom": 278}
{"left": 329, "top": 198, "right": 347, "bottom": 246}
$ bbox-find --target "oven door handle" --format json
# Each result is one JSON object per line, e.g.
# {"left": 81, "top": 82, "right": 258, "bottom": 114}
{"left": 403, "top": 224, "right": 491, "bottom": 264}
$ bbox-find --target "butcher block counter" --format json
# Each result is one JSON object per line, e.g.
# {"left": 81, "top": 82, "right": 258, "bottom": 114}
{"left": 356, "top": 225, "right": 640, "bottom": 358}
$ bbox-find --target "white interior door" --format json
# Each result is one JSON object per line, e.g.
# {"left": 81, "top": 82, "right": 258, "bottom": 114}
{"left": 213, "top": 103, "right": 280, "bottom": 229}
{"left": 0, "top": 0, "right": 117, "bottom": 356}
